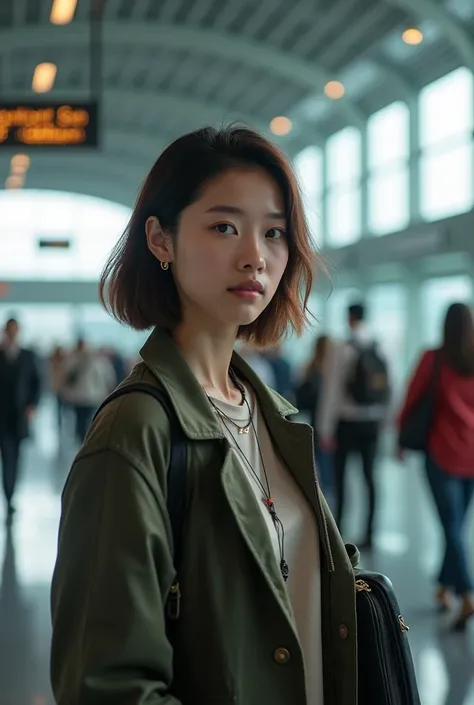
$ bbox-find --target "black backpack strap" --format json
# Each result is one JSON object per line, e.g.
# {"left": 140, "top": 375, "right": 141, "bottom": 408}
{"left": 93, "top": 382, "right": 188, "bottom": 576}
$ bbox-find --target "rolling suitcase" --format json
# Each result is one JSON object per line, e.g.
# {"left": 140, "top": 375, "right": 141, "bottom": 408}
{"left": 356, "top": 571, "right": 422, "bottom": 705}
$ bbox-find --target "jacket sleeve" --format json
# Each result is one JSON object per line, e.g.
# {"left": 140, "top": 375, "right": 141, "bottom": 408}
{"left": 50, "top": 447, "right": 183, "bottom": 705}
{"left": 397, "top": 350, "right": 433, "bottom": 430}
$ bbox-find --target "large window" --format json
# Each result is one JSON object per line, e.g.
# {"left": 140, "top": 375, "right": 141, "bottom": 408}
{"left": 419, "top": 67, "right": 474, "bottom": 221}
{"left": 326, "top": 127, "right": 362, "bottom": 247}
{"left": 294, "top": 146, "right": 323, "bottom": 245}
{"left": 0, "top": 190, "right": 131, "bottom": 280}
{"left": 367, "top": 102, "right": 410, "bottom": 235}
{"left": 367, "top": 283, "right": 407, "bottom": 387}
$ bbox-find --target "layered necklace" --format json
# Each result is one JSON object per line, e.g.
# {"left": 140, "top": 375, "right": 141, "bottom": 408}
{"left": 206, "top": 369, "right": 290, "bottom": 583}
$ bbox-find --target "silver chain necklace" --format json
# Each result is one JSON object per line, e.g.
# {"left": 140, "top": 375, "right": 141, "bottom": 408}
{"left": 207, "top": 378, "right": 289, "bottom": 583}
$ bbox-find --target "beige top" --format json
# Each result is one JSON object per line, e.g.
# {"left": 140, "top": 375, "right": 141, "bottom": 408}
{"left": 210, "top": 384, "right": 324, "bottom": 705}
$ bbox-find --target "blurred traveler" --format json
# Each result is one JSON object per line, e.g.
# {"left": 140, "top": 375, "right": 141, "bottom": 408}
{"left": 398, "top": 302, "right": 474, "bottom": 630}
{"left": 263, "top": 345, "right": 293, "bottom": 400}
{"left": 63, "top": 339, "right": 116, "bottom": 443}
{"left": 51, "top": 125, "right": 358, "bottom": 705}
{"left": 0, "top": 318, "right": 41, "bottom": 521}
{"left": 318, "top": 303, "right": 390, "bottom": 550}
{"left": 297, "top": 335, "right": 334, "bottom": 500}
{"left": 49, "top": 346, "right": 68, "bottom": 430}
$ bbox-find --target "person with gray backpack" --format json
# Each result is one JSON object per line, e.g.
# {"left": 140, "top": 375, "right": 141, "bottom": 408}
{"left": 318, "top": 303, "right": 390, "bottom": 550}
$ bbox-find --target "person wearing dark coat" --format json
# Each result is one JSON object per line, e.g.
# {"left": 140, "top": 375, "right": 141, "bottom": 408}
{"left": 0, "top": 318, "right": 41, "bottom": 520}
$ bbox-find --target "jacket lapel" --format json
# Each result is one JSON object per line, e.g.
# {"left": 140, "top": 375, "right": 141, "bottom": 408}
{"left": 220, "top": 443, "right": 297, "bottom": 633}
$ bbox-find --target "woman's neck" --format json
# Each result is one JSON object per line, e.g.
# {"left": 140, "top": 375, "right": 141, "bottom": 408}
{"left": 173, "top": 322, "right": 241, "bottom": 404}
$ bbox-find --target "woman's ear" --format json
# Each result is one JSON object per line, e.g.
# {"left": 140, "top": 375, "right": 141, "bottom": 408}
{"left": 145, "top": 217, "right": 174, "bottom": 265}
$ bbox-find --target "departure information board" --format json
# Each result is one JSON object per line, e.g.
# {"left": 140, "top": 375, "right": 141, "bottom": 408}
{"left": 0, "top": 101, "right": 99, "bottom": 147}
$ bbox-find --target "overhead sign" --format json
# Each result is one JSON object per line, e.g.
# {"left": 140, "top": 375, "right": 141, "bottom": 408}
{"left": 0, "top": 101, "right": 99, "bottom": 147}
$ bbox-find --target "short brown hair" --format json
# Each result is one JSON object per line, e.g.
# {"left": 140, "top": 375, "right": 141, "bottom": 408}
{"left": 100, "top": 124, "right": 319, "bottom": 348}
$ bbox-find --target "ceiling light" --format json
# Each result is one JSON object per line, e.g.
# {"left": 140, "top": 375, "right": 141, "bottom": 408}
{"left": 11, "top": 154, "right": 30, "bottom": 173}
{"left": 324, "top": 81, "right": 345, "bottom": 100}
{"left": 50, "top": 0, "right": 78, "bottom": 25}
{"left": 402, "top": 28, "right": 424, "bottom": 45}
{"left": 32, "top": 62, "right": 57, "bottom": 93}
{"left": 5, "top": 174, "right": 25, "bottom": 190}
{"left": 270, "top": 116, "right": 292, "bottom": 136}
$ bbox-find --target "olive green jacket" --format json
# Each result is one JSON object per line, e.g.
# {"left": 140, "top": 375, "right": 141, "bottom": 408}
{"left": 50, "top": 328, "right": 359, "bottom": 705}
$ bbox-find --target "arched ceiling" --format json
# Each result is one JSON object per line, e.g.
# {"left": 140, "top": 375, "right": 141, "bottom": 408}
{"left": 0, "top": 0, "right": 473, "bottom": 207}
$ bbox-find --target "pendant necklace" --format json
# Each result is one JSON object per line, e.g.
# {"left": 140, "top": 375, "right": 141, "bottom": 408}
{"left": 207, "top": 377, "right": 289, "bottom": 583}
{"left": 206, "top": 367, "right": 253, "bottom": 435}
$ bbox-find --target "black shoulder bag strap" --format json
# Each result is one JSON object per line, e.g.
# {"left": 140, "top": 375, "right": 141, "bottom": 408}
{"left": 93, "top": 382, "right": 188, "bottom": 613}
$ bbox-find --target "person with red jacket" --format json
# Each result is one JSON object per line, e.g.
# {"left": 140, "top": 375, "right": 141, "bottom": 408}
{"left": 398, "top": 302, "right": 474, "bottom": 630}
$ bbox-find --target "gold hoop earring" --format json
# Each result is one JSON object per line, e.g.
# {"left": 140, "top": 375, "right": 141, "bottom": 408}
{"left": 160, "top": 261, "right": 169, "bottom": 271}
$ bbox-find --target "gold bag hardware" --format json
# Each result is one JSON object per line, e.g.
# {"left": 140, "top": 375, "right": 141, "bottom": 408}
{"left": 398, "top": 615, "right": 410, "bottom": 633}
{"left": 355, "top": 579, "right": 372, "bottom": 592}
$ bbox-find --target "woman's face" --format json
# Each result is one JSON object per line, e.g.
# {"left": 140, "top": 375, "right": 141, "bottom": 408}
{"left": 166, "top": 167, "right": 289, "bottom": 334}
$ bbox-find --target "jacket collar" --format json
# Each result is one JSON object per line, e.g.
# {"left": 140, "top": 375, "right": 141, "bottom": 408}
{"left": 140, "top": 328, "right": 297, "bottom": 441}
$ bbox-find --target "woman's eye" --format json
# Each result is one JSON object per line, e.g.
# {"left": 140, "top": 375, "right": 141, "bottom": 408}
{"left": 214, "top": 223, "right": 237, "bottom": 235}
{"left": 266, "top": 228, "right": 286, "bottom": 240}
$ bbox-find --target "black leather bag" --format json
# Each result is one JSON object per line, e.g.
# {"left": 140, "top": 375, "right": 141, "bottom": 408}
{"left": 399, "top": 350, "right": 442, "bottom": 451}
{"left": 356, "top": 571, "right": 421, "bottom": 705}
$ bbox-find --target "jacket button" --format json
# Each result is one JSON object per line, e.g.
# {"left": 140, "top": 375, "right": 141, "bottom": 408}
{"left": 339, "top": 624, "right": 348, "bottom": 639}
{"left": 274, "top": 647, "right": 291, "bottom": 664}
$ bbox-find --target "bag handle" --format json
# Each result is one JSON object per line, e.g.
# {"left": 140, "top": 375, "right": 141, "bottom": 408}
{"left": 93, "top": 382, "right": 188, "bottom": 573}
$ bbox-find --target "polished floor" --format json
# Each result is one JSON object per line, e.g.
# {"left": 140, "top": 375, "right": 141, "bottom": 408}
{"left": 1, "top": 399, "right": 473, "bottom": 705}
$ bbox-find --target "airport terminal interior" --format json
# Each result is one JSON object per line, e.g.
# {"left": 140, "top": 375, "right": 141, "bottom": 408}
{"left": 1, "top": 0, "right": 474, "bottom": 703}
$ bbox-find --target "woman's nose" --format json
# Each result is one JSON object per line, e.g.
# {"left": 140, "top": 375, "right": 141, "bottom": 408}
{"left": 237, "top": 237, "right": 266, "bottom": 272}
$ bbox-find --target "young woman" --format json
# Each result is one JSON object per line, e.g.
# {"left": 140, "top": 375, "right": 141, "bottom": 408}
{"left": 398, "top": 302, "right": 474, "bottom": 630}
{"left": 50, "top": 126, "right": 359, "bottom": 705}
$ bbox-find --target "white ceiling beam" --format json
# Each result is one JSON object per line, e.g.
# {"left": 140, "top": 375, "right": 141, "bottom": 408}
{"left": 385, "top": 0, "right": 474, "bottom": 71}
{"left": 0, "top": 21, "right": 366, "bottom": 128}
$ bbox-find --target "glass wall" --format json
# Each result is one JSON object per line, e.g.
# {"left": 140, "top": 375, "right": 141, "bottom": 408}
{"left": 367, "top": 102, "right": 410, "bottom": 235}
{"left": 419, "top": 67, "right": 474, "bottom": 221}
{"left": 293, "top": 66, "right": 474, "bottom": 245}
{"left": 294, "top": 146, "right": 323, "bottom": 245}
{"left": 367, "top": 283, "right": 408, "bottom": 386}
{"left": 326, "top": 127, "right": 362, "bottom": 247}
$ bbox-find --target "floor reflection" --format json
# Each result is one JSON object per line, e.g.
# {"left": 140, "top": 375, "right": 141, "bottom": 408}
{"left": 0, "top": 400, "right": 473, "bottom": 704}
